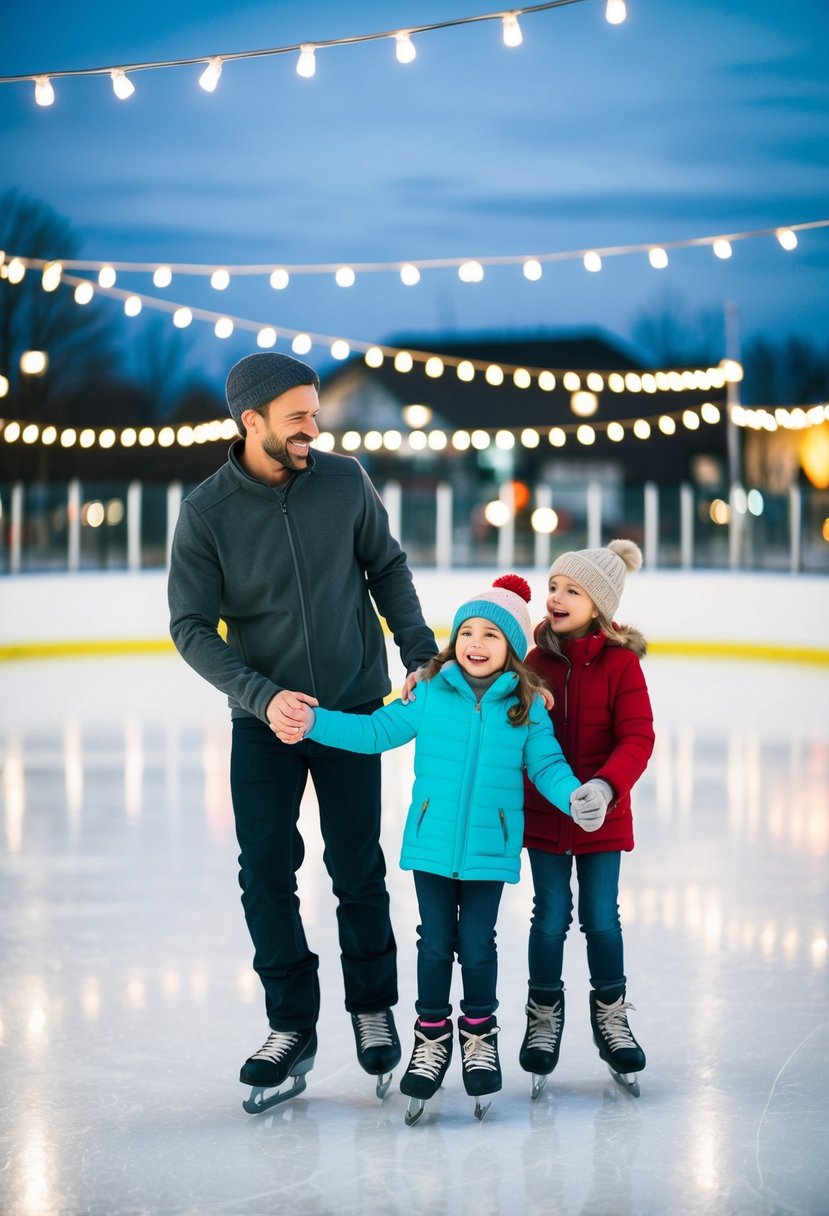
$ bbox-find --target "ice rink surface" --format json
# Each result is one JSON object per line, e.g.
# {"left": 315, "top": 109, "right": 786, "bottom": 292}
{"left": 1, "top": 651, "right": 827, "bottom": 1216}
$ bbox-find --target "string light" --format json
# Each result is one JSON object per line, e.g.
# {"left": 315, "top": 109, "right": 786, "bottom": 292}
{"left": 198, "top": 57, "right": 223, "bottom": 92}
{"left": 335, "top": 267, "right": 356, "bottom": 287}
{"left": 296, "top": 45, "right": 317, "bottom": 78}
{"left": 110, "top": 70, "right": 135, "bottom": 100}
{"left": 502, "top": 13, "right": 524, "bottom": 46}
{"left": 395, "top": 32, "right": 417, "bottom": 63}
{"left": 98, "top": 266, "right": 116, "bottom": 288}
{"left": 605, "top": 0, "right": 627, "bottom": 23}
{"left": 9, "top": 3, "right": 592, "bottom": 104}
{"left": 34, "top": 76, "right": 54, "bottom": 106}
{"left": 13, "top": 219, "right": 826, "bottom": 285}
{"left": 210, "top": 269, "right": 230, "bottom": 290}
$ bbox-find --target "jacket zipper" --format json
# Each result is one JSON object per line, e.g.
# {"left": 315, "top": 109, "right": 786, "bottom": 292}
{"left": 277, "top": 494, "right": 318, "bottom": 699}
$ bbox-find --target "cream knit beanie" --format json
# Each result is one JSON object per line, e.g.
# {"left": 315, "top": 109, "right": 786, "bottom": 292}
{"left": 549, "top": 539, "right": 642, "bottom": 621}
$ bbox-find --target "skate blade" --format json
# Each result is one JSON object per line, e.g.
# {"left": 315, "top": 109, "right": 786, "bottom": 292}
{"left": 473, "top": 1097, "right": 492, "bottom": 1122}
{"left": 404, "top": 1097, "right": 426, "bottom": 1126}
{"left": 375, "top": 1072, "right": 394, "bottom": 1100}
{"left": 608, "top": 1066, "right": 641, "bottom": 1097}
{"left": 530, "top": 1073, "right": 548, "bottom": 1101}
{"left": 242, "top": 1074, "right": 308, "bottom": 1115}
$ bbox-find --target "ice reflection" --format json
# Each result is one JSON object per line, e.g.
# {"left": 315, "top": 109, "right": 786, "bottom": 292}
{"left": 21, "top": 1126, "right": 53, "bottom": 1216}
{"left": 63, "top": 718, "right": 83, "bottom": 831}
{"left": 4, "top": 732, "right": 24, "bottom": 854}
{"left": 124, "top": 713, "right": 143, "bottom": 819}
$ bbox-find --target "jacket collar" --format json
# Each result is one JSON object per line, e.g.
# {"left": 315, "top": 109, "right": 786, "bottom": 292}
{"left": 227, "top": 438, "right": 315, "bottom": 496}
{"left": 438, "top": 660, "right": 519, "bottom": 701}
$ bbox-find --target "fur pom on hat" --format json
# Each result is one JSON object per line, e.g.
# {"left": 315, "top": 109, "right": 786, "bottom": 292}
{"left": 451, "top": 573, "right": 533, "bottom": 660}
{"left": 549, "top": 539, "right": 642, "bottom": 622}
{"left": 225, "top": 352, "right": 320, "bottom": 429}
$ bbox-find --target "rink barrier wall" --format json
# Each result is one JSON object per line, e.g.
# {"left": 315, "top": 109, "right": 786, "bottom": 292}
{"left": 1, "top": 568, "right": 828, "bottom": 666}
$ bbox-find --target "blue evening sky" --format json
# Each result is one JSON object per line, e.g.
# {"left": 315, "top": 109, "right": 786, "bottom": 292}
{"left": 2, "top": 0, "right": 828, "bottom": 387}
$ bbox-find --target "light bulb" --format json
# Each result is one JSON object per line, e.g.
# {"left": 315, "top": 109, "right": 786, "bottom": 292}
{"left": 458, "top": 260, "right": 484, "bottom": 282}
{"left": 210, "top": 269, "right": 230, "bottom": 290}
{"left": 605, "top": 0, "right": 627, "bottom": 24}
{"left": 713, "top": 239, "right": 732, "bottom": 260}
{"left": 502, "top": 14, "right": 523, "bottom": 47}
{"left": 297, "top": 45, "right": 316, "bottom": 78}
{"left": 199, "top": 57, "right": 223, "bottom": 92}
{"left": 523, "top": 259, "right": 542, "bottom": 281}
{"left": 648, "top": 247, "right": 668, "bottom": 269}
{"left": 111, "top": 70, "right": 135, "bottom": 100}
{"left": 335, "top": 267, "right": 356, "bottom": 288}
{"left": 776, "top": 228, "right": 798, "bottom": 251}
{"left": 34, "top": 76, "right": 55, "bottom": 107}
{"left": 583, "top": 251, "right": 602, "bottom": 272}
{"left": 74, "top": 282, "right": 94, "bottom": 305}
{"left": 98, "top": 265, "right": 117, "bottom": 288}
{"left": 395, "top": 32, "right": 416, "bottom": 64}
{"left": 270, "top": 269, "right": 290, "bottom": 290}
{"left": 153, "top": 266, "right": 172, "bottom": 288}
{"left": 400, "top": 264, "right": 421, "bottom": 286}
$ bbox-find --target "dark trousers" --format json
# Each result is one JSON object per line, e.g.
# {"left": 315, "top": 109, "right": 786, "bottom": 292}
{"left": 412, "top": 869, "right": 505, "bottom": 1021}
{"left": 527, "top": 848, "right": 625, "bottom": 992}
{"left": 230, "top": 711, "right": 397, "bottom": 1030}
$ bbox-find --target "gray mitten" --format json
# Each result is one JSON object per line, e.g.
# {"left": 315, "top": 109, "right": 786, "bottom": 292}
{"left": 570, "top": 778, "right": 613, "bottom": 832}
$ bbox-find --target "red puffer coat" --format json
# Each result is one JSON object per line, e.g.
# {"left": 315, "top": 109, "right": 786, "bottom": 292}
{"left": 522, "top": 624, "right": 654, "bottom": 855}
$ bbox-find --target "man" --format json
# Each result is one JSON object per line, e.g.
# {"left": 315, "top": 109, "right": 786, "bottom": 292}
{"left": 168, "top": 352, "right": 437, "bottom": 1109}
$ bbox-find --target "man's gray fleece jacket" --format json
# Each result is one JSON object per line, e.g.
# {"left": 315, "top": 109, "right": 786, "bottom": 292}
{"left": 168, "top": 442, "right": 437, "bottom": 720}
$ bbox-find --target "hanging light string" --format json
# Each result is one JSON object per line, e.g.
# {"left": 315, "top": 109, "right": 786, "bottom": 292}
{"left": 3, "top": 1, "right": 592, "bottom": 103}
{"left": 2, "top": 401, "right": 827, "bottom": 454}
{"left": 4, "top": 266, "right": 748, "bottom": 392}
{"left": 4, "top": 219, "right": 825, "bottom": 285}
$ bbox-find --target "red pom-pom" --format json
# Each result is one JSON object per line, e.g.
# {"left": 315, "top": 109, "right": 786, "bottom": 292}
{"left": 493, "top": 573, "right": 531, "bottom": 603}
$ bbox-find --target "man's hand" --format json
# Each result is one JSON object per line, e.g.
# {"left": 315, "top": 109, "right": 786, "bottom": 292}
{"left": 539, "top": 686, "right": 554, "bottom": 711}
{"left": 569, "top": 778, "right": 613, "bottom": 832}
{"left": 401, "top": 664, "right": 428, "bottom": 704}
{"left": 266, "top": 690, "right": 318, "bottom": 740}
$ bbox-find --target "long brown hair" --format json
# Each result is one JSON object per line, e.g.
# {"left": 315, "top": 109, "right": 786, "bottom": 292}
{"left": 422, "top": 639, "right": 550, "bottom": 726}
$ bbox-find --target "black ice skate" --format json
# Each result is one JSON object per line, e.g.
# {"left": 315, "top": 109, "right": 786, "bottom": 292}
{"left": 400, "top": 1019, "right": 454, "bottom": 1126}
{"left": 458, "top": 1015, "right": 501, "bottom": 1121}
{"left": 590, "top": 986, "right": 646, "bottom": 1097}
{"left": 351, "top": 1009, "right": 401, "bottom": 1099}
{"left": 519, "top": 989, "right": 565, "bottom": 1100}
{"left": 240, "top": 1027, "right": 317, "bottom": 1114}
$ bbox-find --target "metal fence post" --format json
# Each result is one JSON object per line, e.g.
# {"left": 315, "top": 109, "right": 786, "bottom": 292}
{"left": 10, "top": 482, "right": 23, "bottom": 574}
{"left": 586, "top": 481, "right": 602, "bottom": 549}
{"left": 67, "top": 480, "right": 81, "bottom": 572}
{"left": 644, "top": 481, "right": 659, "bottom": 570}
{"left": 435, "top": 482, "right": 452, "bottom": 569}
{"left": 382, "top": 482, "right": 402, "bottom": 547}
{"left": 166, "top": 482, "right": 182, "bottom": 570}
{"left": 497, "top": 481, "right": 515, "bottom": 568}
{"left": 533, "top": 484, "right": 552, "bottom": 570}
{"left": 680, "top": 482, "right": 694, "bottom": 569}
{"left": 789, "top": 485, "right": 802, "bottom": 574}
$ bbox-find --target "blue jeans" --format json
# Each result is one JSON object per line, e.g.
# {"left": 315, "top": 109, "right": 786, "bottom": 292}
{"left": 230, "top": 710, "right": 397, "bottom": 1030}
{"left": 527, "top": 849, "right": 625, "bottom": 992}
{"left": 412, "top": 870, "right": 504, "bottom": 1021}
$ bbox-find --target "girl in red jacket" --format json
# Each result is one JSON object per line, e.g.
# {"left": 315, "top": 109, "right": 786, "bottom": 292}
{"left": 520, "top": 538, "right": 655, "bottom": 1096}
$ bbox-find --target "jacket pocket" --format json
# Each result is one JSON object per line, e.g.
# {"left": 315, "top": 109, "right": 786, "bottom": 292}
{"left": 498, "top": 809, "right": 508, "bottom": 848}
{"left": 416, "top": 798, "right": 430, "bottom": 835}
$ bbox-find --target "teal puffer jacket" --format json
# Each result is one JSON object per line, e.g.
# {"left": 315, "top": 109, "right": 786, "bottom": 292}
{"left": 308, "top": 661, "right": 581, "bottom": 883}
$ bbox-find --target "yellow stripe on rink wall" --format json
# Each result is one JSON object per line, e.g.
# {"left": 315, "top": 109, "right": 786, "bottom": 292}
{"left": 1, "top": 635, "right": 827, "bottom": 666}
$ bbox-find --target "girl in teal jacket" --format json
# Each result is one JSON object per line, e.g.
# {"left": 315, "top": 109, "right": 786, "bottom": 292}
{"left": 277, "top": 575, "right": 609, "bottom": 1123}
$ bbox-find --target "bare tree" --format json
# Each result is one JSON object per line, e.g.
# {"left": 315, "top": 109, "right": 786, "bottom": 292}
{"left": 741, "top": 334, "right": 829, "bottom": 406}
{"left": 632, "top": 289, "right": 724, "bottom": 367}
{"left": 0, "top": 190, "right": 119, "bottom": 416}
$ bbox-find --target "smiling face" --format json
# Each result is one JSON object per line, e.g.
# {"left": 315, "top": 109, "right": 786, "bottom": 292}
{"left": 546, "top": 574, "right": 599, "bottom": 638}
{"left": 454, "top": 616, "right": 509, "bottom": 678}
{"left": 241, "top": 383, "right": 320, "bottom": 484}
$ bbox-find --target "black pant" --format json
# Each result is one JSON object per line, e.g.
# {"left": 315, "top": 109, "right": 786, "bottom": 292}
{"left": 230, "top": 710, "right": 397, "bottom": 1030}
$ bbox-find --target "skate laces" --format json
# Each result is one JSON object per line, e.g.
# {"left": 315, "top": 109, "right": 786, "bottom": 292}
{"left": 525, "top": 997, "right": 562, "bottom": 1051}
{"left": 250, "top": 1029, "right": 301, "bottom": 1063}
{"left": 460, "top": 1023, "right": 500, "bottom": 1073}
{"left": 595, "top": 996, "right": 638, "bottom": 1050}
{"left": 407, "top": 1026, "right": 452, "bottom": 1080}
{"left": 354, "top": 1011, "right": 394, "bottom": 1051}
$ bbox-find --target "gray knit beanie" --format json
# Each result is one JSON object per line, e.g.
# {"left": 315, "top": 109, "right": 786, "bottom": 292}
{"left": 549, "top": 539, "right": 642, "bottom": 621}
{"left": 451, "top": 573, "right": 534, "bottom": 661}
{"left": 225, "top": 352, "right": 320, "bottom": 428}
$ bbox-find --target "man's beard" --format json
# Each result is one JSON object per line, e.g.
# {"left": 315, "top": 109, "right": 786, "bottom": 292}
{"left": 262, "top": 432, "right": 312, "bottom": 470}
